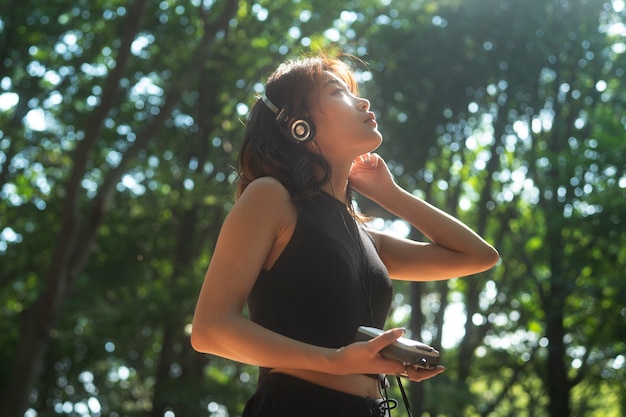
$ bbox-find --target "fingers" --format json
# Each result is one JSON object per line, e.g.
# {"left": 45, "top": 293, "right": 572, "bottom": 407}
{"left": 355, "top": 152, "right": 379, "bottom": 168}
{"left": 362, "top": 328, "right": 406, "bottom": 374}
{"left": 341, "top": 328, "right": 444, "bottom": 378}
{"left": 402, "top": 365, "right": 446, "bottom": 382}
{"left": 369, "top": 327, "right": 405, "bottom": 350}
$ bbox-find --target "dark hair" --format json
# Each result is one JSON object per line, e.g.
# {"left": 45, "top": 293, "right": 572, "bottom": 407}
{"left": 236, "top": 54, "right": 360, "bottom": 207}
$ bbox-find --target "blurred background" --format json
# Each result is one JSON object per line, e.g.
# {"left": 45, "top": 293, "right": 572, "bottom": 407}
{"left": 0, "top": 0, "right": 624, "bottom": 416}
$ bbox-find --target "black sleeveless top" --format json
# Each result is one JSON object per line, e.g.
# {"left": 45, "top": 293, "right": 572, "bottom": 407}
{"left": 247, "top": 192, "right": 393, "bottom": 377}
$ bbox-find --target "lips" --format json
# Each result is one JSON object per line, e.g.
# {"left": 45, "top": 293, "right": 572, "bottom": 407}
{"left": 364, "top": 112, "right": 376, "bottom": 123}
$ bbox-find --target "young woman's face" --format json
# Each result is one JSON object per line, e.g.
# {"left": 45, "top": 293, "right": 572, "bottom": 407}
{"left": 309, "top": 71, "right": 382, "bottom": 160}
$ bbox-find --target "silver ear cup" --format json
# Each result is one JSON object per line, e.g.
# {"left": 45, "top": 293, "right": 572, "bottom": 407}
{"left": 260, "top": 94, "right": 315, "bottom": 144}
{"left": 290, "top": 119, "right": 313, "bottom": 143}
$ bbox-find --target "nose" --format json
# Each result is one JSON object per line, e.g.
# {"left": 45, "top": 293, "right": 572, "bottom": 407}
{"left": 357, "top": 96, "right": 370, "bottom": 111}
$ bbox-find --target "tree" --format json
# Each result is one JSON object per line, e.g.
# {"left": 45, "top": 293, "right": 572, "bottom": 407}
{"left": 353, "top": 0, "right": 626, "bottom": 415}
{"left": 2, "top": 0, "right": 624, "bottom": 416}
{"left": 0, "top": 0, "right": 370, "bottom": 415}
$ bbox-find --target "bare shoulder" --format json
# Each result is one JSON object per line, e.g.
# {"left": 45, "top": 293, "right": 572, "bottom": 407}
{"left": 240, "top": 177, "right": 291, "bottom": 200}
{"left": 236, "top": 177, "right": 292, "bottom": 213}
{"left": 232, "top": 177, "right": 295, "bottom": 224}
{"left": 233, "top": 177, "right": 296, "bottom": 269}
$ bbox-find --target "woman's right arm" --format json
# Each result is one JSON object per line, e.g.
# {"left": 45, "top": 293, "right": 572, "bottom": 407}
{"left": 190, "top": 177, "right": 408, "bottom": 376}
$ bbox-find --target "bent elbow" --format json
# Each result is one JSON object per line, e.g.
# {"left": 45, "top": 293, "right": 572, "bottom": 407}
{"left": 478, "top": 244, "right": 500, "bottom": 271}
{"left": 189, "top": 325, "right": 205, "bottom": 353}
{"left": 190, "top": 321, "right": 218, "bottom": 354}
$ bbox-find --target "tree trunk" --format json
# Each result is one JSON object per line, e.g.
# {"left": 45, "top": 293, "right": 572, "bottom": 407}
{"left": 544, "top": 285, "right": 570, "bottom": 416}
{"left": 544, "top": 252, "right": 571, "bottom": 417}
{"left": 409, "top": 281, "right": 426, "bottom": 417}
{"left": 0, "top": 3, "right": 150, "bottom": 414}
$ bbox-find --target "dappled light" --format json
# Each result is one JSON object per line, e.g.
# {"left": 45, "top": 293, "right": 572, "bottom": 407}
{"left": 1, "top": 0, "right": 624, "bottom": 416}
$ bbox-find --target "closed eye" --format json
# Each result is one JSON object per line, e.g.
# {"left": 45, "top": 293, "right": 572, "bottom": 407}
{"left": 325, "top": 78, "right": 351, "bottom": 94}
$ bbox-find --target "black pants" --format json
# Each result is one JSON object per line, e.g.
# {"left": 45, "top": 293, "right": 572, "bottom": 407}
{"left": 242, "top": 373, "right": 394, "bottom": 417}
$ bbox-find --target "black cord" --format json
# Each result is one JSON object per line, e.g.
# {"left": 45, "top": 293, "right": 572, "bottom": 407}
{"left": 330, "top": 190, "right": 376, "bottom": 325}
{"left": 396, "top": 376, "right": 412, "bottom": 417}
{"left": 376, "top": 376, "right": 398, "bottom": 416}
{"left": 319, "top": 145, "right": 406, "bottom": 415}
{"left": 318, "top": 144, "right": 376, "bottom": 325}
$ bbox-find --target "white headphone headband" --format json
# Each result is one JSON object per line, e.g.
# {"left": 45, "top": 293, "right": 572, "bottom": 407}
{"left": 260, "top": 94, "right": 279, "bottom": 114}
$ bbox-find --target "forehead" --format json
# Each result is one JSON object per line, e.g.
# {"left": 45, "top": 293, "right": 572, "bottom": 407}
{"left": 319, "top": 70, "right": 355, "bottom": 92}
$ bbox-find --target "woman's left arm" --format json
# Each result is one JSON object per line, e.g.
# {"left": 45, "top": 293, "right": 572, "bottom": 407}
{"left": 350, "top": 153, "right": 499, "bottom": 281}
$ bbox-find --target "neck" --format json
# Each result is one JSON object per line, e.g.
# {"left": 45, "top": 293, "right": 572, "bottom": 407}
{"left": 319, "top": 162, "right": 352, "bottom": 205}
{"left": 308, "top": 140, "right": 354, "bottom": 205}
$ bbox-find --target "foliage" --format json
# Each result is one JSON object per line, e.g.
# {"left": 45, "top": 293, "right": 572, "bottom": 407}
{"left": 355, "top": 0, "right": 626, "bottom": 416}
{"left": 0, "top": 0, "right": 624, "bottom": 416}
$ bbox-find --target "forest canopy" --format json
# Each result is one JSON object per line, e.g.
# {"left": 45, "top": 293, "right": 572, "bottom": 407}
{"left": 1, "top": 1, "right": 625, "bottom": 416}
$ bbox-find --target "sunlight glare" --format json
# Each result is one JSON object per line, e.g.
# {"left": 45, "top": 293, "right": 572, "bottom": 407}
{"left": 24, "top": 108, "right": 47, "bottom": 131}
{"left": 442, "top": 301, "right": 466, "bottom": 349}
{"left": 0, "top": 92, "right": 18, "bottom": 111}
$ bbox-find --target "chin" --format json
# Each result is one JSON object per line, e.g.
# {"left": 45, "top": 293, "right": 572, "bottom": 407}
{"left": 371, "top": 134, "right": 383, "bottom": 148}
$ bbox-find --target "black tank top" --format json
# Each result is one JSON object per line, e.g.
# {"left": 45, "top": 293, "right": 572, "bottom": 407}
{"left": 247, "top": 191, "right": 393, "bottom": 357}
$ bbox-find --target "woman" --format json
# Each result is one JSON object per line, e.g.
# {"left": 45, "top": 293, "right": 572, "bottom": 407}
{"left": 191, "top": 53, "right": 499, "bottom": 416}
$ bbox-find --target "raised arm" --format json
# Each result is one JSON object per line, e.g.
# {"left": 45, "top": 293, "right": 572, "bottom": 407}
{"left": 349, "top": 153, "right": 499, "bottom": 281}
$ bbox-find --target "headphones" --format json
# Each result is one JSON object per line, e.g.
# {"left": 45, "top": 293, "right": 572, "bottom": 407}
{"left": 260, "top": 94, "right": 315, "bottom": 144}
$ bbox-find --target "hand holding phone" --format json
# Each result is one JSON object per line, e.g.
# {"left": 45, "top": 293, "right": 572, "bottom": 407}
{"left": 355, "top": 326, "right": 440, "bottom": 370}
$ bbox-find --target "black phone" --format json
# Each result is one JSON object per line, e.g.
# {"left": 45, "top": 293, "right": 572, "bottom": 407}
{"left": 355, "top": 326, "right": 440, "bottom": 370}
